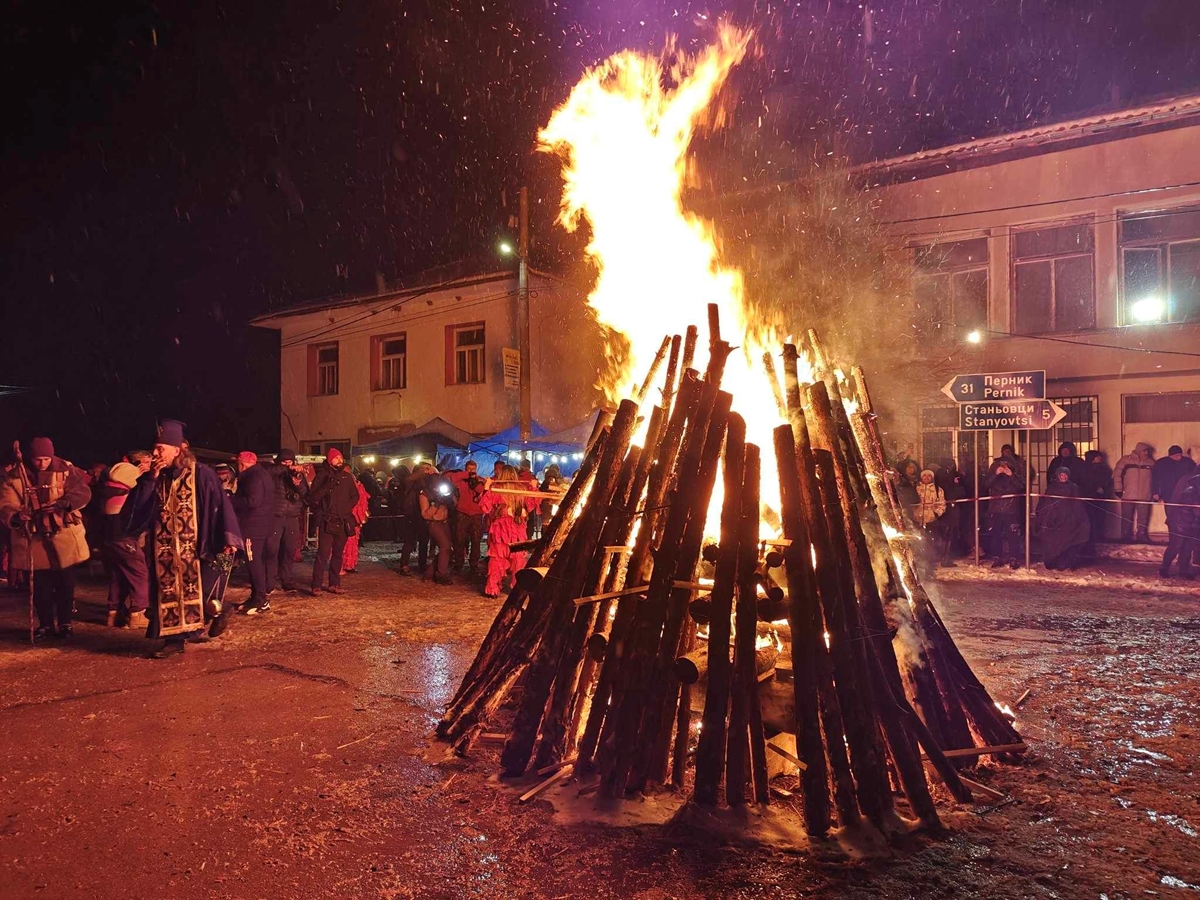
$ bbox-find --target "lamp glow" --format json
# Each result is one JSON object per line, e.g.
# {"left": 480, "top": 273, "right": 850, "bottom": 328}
{"left": 498, "top": 241, "right": 514, "bottom": 256}
{"left": 965, "top": 329, "right": 983, "bottom": 344}
{"left": 389, "top": 458, "right": 400, "bottom": 468}
{"left": 1131, "top": 295, "right": 1165, "bottom": 323}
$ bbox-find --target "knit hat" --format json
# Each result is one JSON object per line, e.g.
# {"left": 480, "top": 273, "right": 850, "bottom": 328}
{"left": 108, "top": 462, "right": 140, "bottom": 489}
{"left": 277, "top": 448, "right": 297, "bottom": 463}
{"left": 1053, "top": 466, "right": 1072, "bottom": 479}
{"left": 920, "top": 468, "right": 935, "bottom": 478}
{"left": 237, "top": 451, "right": 258, "bottom": 468}
{"left": 30, "top": 437, "right": 54, "bottom": 458}
{"left": 157, "top": 419, "right": 186, "bottom": 448}
{"left": 326, "top": 448, "right": 344, "bottom": 465}
{"left": 1169, "top": 445, "right": 1183, "bottom": 456}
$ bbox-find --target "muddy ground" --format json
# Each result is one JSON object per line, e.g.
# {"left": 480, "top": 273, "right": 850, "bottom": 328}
{"left": 1, "top": 544, "right": 1197, "bottom": 899}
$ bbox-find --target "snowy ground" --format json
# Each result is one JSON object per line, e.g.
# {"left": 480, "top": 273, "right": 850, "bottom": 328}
{"left": 0, "top": 544, "right": 1196, "bottom": 899}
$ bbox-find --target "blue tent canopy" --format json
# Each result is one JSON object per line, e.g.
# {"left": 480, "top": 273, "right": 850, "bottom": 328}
{"left": 437, "top": 410, "right": 602, "bottom": 478}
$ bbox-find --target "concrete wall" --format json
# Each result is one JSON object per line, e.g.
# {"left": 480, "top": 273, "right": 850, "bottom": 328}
{"left": 864, "top": 122, "right": 1200, "bottom": 533}
{"left": 264, "top": 273, "right": 601, "bottom": 453}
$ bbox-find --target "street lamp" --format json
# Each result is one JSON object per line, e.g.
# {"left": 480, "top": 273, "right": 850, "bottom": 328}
{"left": 1130, "top": 295, "right": 1165, "bottom": 323}
{"left": 498, "top": 240, "right": 514, "bottom": 257}
{"left": 965, "top": 329, "right": 983, "bottom": 344}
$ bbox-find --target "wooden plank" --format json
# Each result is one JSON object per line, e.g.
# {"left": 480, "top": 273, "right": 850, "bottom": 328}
{"left": 573, "top": 584, "right": 649, "bottom": 607}
{"left": 766, "top": 740, "right": 808, "bottom": 771}
{"left": 934, "top": 742, "right": 1028, "bottom": 760}
{"left": 518, "top": 765, "right": 573, "bottom": 803}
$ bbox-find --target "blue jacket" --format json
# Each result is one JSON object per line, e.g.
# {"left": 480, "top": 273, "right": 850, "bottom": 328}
{"left": 231, "top": 464, "right": 275, "bottom": 538}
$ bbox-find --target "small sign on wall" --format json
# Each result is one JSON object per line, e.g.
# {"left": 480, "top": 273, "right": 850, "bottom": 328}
{"left": 502, "top": 348, "right": 521, "bottom": 391}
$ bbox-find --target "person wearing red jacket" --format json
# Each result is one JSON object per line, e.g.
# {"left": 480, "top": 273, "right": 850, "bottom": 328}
{"left": 449, "top": 460, "right": 486, "bottom": 576}
{"left": 478, "top": 465, "right": 540, "bottom": 598}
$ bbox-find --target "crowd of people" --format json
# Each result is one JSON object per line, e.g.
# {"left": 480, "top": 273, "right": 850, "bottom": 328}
{"left": 895, "top": 440, "right": 1200, "bottom": 577}
{"left": 0, "top": 421, "right": 571, "bottom": 652}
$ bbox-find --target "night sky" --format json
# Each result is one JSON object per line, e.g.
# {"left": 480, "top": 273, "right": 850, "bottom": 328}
{"left": 4, "top": 0, "right": 1199, "bottom": 461}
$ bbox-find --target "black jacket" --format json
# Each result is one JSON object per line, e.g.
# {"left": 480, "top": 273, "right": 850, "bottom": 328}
{"left": 231, "top": 464, "right": 275, "bottom": 538}
{"left": 1079, "top": 457, "right": 1113, "bottom": 500}
{"left": 1046, "top": 443, "right": 1087, "bottom": 487}
{"left": 988, "top": 455, "right": 1026, "bottom": 490}
{"left": 269, "top": 463, "right": 308, "bottom": 518}
{"left": 985, "top": 470, "right": 1022, "bottom": 516}
{"left": 308, "top": 464, "right": 360, "bottom": 527}
{"left": 1170, "top": 473, "right": 1200, "bottom": 536}
{"left": 1151, "top": 456, "right": 1197, "bottom": 503}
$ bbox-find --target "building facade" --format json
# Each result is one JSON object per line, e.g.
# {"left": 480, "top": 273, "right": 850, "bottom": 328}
{"left": 252, "top": 265, "right": 601, "bottom": 459}
{"left": 860, "top": 95, "right": 1200, "bottom": 534}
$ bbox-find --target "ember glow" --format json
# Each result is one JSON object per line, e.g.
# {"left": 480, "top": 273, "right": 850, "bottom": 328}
{"left": 539, "top": 24, "right": 788, "bottom": 535}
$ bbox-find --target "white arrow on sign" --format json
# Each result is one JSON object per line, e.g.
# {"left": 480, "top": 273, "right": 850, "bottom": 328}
{"left": 1046, "top": 399, "right": 1067, "bottom": 428}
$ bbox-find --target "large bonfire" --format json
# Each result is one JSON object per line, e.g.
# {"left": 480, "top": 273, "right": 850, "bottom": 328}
{"left": 437, "top": 26, "right": 1023, "bottom": 840}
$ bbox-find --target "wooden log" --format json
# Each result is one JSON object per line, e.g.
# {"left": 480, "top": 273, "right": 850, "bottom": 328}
{"left": 728, "top": 444, "right": 767, "bottom": 806}
{"left": 688, "top": 597, "right": 712, "bottom": 625}
{"left": 534, "top": 446, "right": 643, "bottom": 770}
{"left": 501, "top": 399, "right": 640, "bottom": 776}
{"left": 756, "top": 593, "right": 788, "bottom": 623}
{"left": 586, "top": 633, "right": 608, "bottom": 661}
{"left": 660, "top": 334, "right": 683, "bottom": 419}
{"left": 807, "top": 383, "right": 953, "bottom": 824}
{"left": 635, "top": 335, "right": 672, "bottom": 404}
{"left": 773, "top": 424, "right": 832, "bottom": 836}
{"left": 681, "top": 325, "right": 698, "bottom": 373}
{"left": 707, "top": 302, "right": 721, "bottom": 345}
{"left": 807, "top": 445, "right": 893, "bottom": 828}
{"left": 515, "top": 566, "right": 549, "bottom": 592}
{"left": 806, "top": 329, "right": 869, "bottom": 505}
{"left": 674, "top": 643, "right": 779, "bottom": 686}
{"left": 635, "top": 389, "right": 734, "bottom": 787}
{"left": 437, "top": 429, "right": 609, "bottom": 738}
{"left": 692, "top": 414, "right": 746, "bottom": 806}
{"left": 762, "top": 351, "right": 787, "bottom": 419}
{"left": 602, "top": 380, "right": 727, "bottom": 795}
{"left": 577, "top": 376, "right": 700, "bottom": 771}
{"left": 671, "top": 622, "right": 696, "bottom": 788}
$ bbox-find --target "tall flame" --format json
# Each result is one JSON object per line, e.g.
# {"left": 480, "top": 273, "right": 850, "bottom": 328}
{"left": 540, "top": 25, "right": 785, "bottom": 533}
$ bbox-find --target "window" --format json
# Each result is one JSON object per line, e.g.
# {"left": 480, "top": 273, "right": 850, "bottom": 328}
{"left": 1124, "top": 391, "right": 1200, "bottom": 424}
{"left": 1120, "top": 207, "right": 1200, "bottom": 323}
{"left": 1023, "top": 395, "right": 1099, "bottom": 485}
{"left": 447, "top": 323, "right": 485, "bottom": 385}
{"left": 1012, "top": 223, "right": 1095, "bottom": 333}
{"left": 913, "top": 238, "right": 988, "bottom": 339}
{"left": 307, "top": 342, "right": 339, "bottom": 396}
{"left": 372, "top": 333, "right": 407, "bottom": 391}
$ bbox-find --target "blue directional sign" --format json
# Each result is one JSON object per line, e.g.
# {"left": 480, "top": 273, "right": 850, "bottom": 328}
{"left": 942, "top": 370, "right": 1046, "bottom": 403}
{"left": 958, "top": 399, "right": 1066, "bottom": 431}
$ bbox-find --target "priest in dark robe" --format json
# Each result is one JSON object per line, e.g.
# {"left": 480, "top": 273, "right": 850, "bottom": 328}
{"left": 1036, "top": 466, "right": 1091, "bottom": 571}
{"left": 126, "top": 419, "right": 243, "bottom": 656}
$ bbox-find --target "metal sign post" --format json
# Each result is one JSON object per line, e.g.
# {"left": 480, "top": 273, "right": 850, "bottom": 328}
{"left": 1024, "top": 431, "right": 1032, "bottom": 569}
{"left": 974, "top": 431, "right": 980, "bottom": 566}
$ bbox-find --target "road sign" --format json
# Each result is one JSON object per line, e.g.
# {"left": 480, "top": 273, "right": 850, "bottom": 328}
{"left": 958, "top": 400, "right": 1066, "bottom": 431}
{"left": 942, "top": 370, "right": 1046, "bottom": 403}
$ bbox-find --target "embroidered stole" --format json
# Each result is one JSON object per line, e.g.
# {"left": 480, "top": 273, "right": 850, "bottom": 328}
{"left": 153, "top": 462, "right": 204, "bottom": 635}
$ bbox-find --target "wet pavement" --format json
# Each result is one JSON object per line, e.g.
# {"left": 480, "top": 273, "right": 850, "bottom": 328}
{"left": 1, "top": 545, "right": 1197, "bottom": 899}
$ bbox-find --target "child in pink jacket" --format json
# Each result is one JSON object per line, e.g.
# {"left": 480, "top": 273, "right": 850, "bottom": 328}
{"left": 479, "top": 465, "right": 541, "bottom": 598}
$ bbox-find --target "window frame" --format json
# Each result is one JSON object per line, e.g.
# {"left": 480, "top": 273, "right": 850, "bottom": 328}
{"left": 372, "top": 332, "right": 408, "bottom": 392}
{"left": 1009, "top": 219, "right": 1096, "bottom": 334}
{"left": 447, "top": 322, "right": 486, "bottom": 386}
{"left": 1119, "top": 204, "right": 1200, "bottom": 325}
{"left": 911, "top": 236, "right": 990, "bottom": 338}
{"left": 309, "top": 341, "right": 340, "bottom": 397}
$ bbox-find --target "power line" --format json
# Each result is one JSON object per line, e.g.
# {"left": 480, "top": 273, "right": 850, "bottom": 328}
{"left": 978, "top": 328, "right": 1200, "bottom": 359}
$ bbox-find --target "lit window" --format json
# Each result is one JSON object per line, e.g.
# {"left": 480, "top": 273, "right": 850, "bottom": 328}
{"left": 1120, "top": 207, "right": 1200, "bottom": 324}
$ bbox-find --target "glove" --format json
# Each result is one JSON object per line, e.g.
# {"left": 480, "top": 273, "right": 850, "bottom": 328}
{"left": 53, "top": 498, "right": 72, "bottom": 511}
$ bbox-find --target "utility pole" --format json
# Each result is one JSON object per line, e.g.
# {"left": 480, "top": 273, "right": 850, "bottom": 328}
{"left": 518, "top": 186, "right": 532, "bottom": 442}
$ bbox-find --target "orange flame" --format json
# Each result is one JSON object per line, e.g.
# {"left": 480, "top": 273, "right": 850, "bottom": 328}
{"left": 540, "top": 25, "right": 787, "bottom": 537}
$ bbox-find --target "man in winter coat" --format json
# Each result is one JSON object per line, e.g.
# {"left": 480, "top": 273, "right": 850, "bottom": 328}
{"left": 449, "top": 460, "right": 486, "bottom": 576}
{"left": 1152, "top": 446, "right": 1196, "bottom": 509}
{"left": 0, "top": 437, "right": 92, "bottom": 639}
{"left": 1079, "top": 450, "right": 1114, "bottom": 550}
{"left": 1036, "top": 467, "right": 1091, "bottom": 570}
{"left": 265, "top": 449, "right": 308, "bottom": 594}
{"left": 124, "top": 420, "right": 244, "bottom": 656}
{"left": 1161, "top": 465, "right": 1200, "bottom": 579}
{"left": 96, "top": 460, "right": 150, "bottom": 629}
{"left": 1047, "top": 442, "right": 1087, "bottom": 487}
{"left": 306, "top": 448, "right": 360, "bottom": 595}
{"left": 985, "top": 460, "right": 1023, "bottom": 568}
{"left": 936, "top": 458, "right": 966, "bottom": 561}
{"left": 231, "top": 451, "right": 275, "bottom": 614}
{"left": 1113, "top": 442, "right": 1155, "bottom": 542}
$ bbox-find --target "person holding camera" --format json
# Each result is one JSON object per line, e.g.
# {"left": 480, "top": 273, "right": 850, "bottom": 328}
{"left": 450, "top": 460, "right": 486, "bottom": 576}
{"left": 306, "top": 448, "right": 360, "bottom": 595}
{"left": 266, "top": 449, "right": 308, "bottom": 593}
{"left": 418, "top": 468, "right": 455, "bottom": 585}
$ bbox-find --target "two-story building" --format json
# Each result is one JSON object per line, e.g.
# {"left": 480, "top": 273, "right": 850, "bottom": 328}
{"left": 859, "top": 94, "right": 1200, "bottom": 533}
{"left": 251, "top": 261, "right": 601, "bottom": 461}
